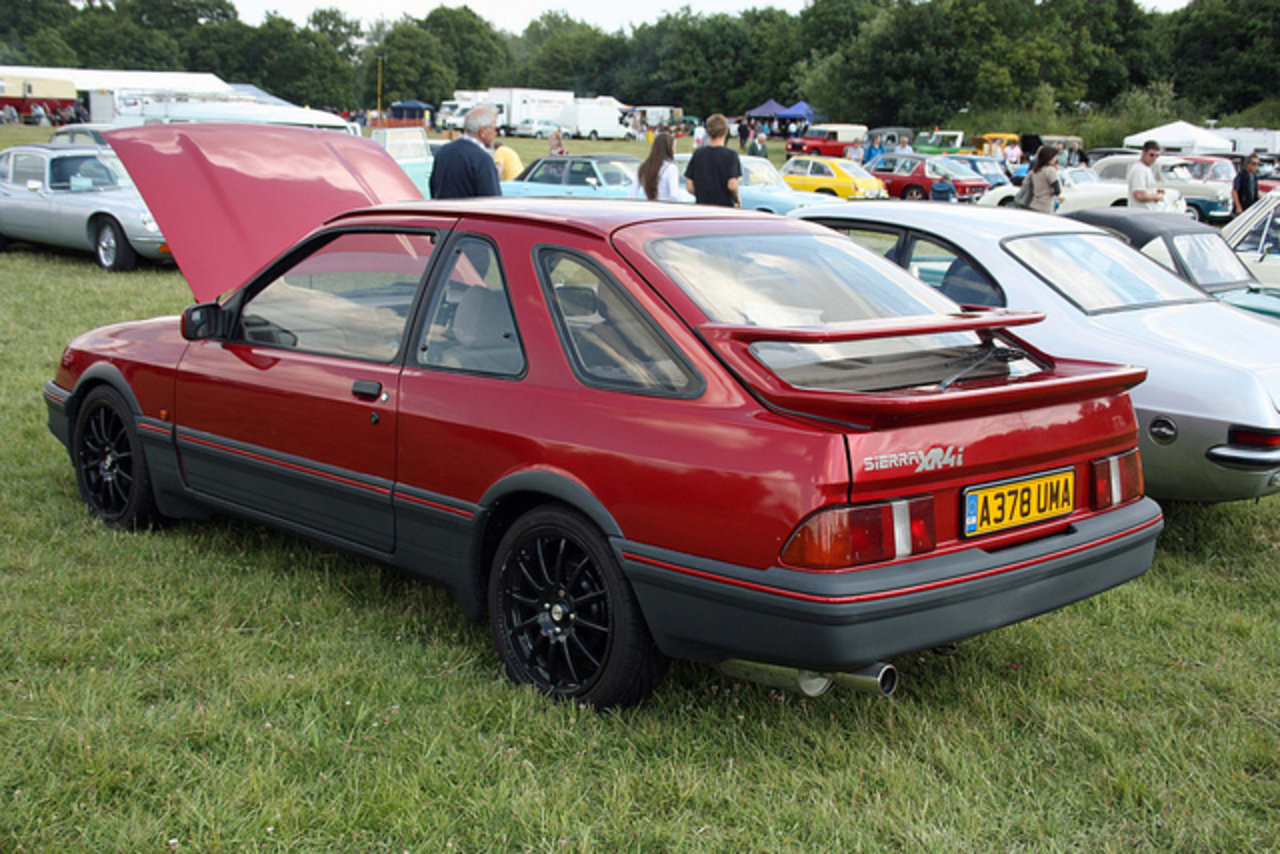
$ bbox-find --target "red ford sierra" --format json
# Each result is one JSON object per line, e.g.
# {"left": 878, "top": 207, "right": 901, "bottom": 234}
{"left": 44, "top": 125, "right": 1163, "bottom": 708}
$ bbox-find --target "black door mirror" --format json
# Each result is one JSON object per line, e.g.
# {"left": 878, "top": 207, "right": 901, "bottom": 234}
{"left": 182, "top": 302, "right": 224, "bottom": 340}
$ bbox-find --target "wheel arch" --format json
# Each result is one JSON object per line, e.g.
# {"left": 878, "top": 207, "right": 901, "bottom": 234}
{"left": 463, "top": 471, "right": 623, "bottom": 619}
{"left": 66, "top": 361, "right": 143, "bottom": 429}
{"left": 84, "top": 211, "right": 117, "bottom": 247}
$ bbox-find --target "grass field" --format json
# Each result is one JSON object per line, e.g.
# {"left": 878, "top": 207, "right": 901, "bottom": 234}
{"left": 2, "top": 127, "right": 1279, "bottom": 850}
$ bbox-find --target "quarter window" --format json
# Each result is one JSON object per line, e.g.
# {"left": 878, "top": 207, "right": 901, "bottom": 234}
{"left": 539, "top": 249, "right": 699, "bottom": 395}
{"left": 239, "top": 231, "right": 435, "bottom": 362}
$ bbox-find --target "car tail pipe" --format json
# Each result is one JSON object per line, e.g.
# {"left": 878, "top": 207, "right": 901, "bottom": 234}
{"left": 716, "top": 660, "right": 897, "bottom": 698}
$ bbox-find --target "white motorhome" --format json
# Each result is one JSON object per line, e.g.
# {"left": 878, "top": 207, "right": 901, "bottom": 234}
{"left": 109, "top": 91, "right": 357, "bottom": 134}
{"left": 1214, "top": 127, "right": 1280, "bottom": 155}
{"left": 486, "top": 88, "right": 574, "bottom": 135}
{"left": 558, "top": 100, "right": 634, "bottom": 140}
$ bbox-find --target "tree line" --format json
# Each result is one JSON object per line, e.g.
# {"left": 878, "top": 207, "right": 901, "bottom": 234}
{"left": 1, "top": 0, "right": 1276, "bottom": 129}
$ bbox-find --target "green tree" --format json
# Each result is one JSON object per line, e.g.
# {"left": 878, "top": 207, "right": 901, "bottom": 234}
{"left": 1167, "top": 0, "right": 1280, "bottom": 115}
{"left": 0, "top": 0, "right": 75, "bottom": 40}
{"left": 798, "top": 0, "right": 889, "bottom": 58}
{"left": 245, "top": 14, "right": 353, "bottom": 108}
{"left": 730, "top": 8, "right": 803, "bottom": 111}
{"left": 420, "top": 6, "right": 510, "bottom": 90}
{"left": 120, "top": 0, "right": 237, "bottom": 34}
{"left": 308, "top": 7, "right": 362, "bottom": 63}
{"left": 60, "top": 8, "right": 184, "bottom": 69}
{"left": 362, "top": 21, "right": 456, "bottom": 109}
{"left": 22, "top": 27, "right": 78, "bottom": 66}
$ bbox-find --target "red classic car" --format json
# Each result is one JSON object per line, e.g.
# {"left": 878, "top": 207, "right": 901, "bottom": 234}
{"left": 44, "top": 125, "right": 1163, "bottom": 708}
{"left": 866, "top": 152, "right": 991, "bottom": 201}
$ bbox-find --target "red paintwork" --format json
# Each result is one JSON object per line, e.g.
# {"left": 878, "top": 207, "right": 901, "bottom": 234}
{"left": 106, "top": 124, "right": 423, "bottom": 302}
{"left": 870, "top": 155, "right": 990, "bottom": 201}
{"left": 785, "top": 134, "right": 852, "bottom": 158}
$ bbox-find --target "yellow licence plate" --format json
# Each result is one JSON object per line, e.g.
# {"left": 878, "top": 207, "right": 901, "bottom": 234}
{"left": 963, "top": 468, "right": 1075, "bottom": 537}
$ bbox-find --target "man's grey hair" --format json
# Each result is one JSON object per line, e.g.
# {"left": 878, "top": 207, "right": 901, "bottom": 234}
{"left": 464, "top": 104, "right": 498, "bottom": 135}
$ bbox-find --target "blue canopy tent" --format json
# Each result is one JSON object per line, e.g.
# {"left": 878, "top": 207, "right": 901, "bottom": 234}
{"left": 745, "top": 98, "right": 787, "bottom": 118}
{"left": 777, "top": 101, "right": 815, "bottom": 123}
{"left": 389, "top": 99, "right": 433, "bottom": 120}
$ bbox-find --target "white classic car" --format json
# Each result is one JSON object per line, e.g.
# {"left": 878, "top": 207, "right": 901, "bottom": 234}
{"left": 978, "top": 166, "right": 1186, "bottom": 215}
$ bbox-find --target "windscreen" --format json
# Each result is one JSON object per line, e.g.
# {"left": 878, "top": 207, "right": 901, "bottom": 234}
{"left": 1171, "top": 233, "right": 1256, "bottom": 288}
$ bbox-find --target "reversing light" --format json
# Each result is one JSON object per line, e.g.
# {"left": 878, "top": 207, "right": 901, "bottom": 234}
{"left": 1228, "top": 427, "right": 1280, "bottom": 448}
{"left": 1091, "top": 448, "right": 1144, "bottom": 510}
{"left": 782, "top": 496, "right": 935, "bottom": 570}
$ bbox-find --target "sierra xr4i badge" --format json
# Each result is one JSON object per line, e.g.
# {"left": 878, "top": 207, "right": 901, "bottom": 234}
{"left": 863, "top": 445, "right": 965, "bottom": 473}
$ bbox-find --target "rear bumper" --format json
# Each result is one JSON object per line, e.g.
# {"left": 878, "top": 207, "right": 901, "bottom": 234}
{"left": 619, "top": 498, "right": 1162, "bottom": 671}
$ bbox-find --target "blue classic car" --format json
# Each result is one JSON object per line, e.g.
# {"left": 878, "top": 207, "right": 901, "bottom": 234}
{"left": 501, "top": 154, "right": 643, "bottom": 199}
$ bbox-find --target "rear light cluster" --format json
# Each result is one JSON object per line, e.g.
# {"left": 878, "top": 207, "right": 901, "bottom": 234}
{"left": 1229, "top": 427, "right": 1280, "bottom": 449}
{"left": 1090, "top": 448, "right": 1144, "bottom": 510}
{"left": 782, "top": 496, "right": 936, "bottom": 570}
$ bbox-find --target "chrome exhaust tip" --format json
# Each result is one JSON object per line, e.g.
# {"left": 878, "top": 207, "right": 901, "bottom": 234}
{"left": 829, "top": 662, "right": 897, "bottom": 696}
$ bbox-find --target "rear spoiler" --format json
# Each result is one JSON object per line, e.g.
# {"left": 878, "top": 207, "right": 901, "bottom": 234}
{"left": 698, "top": 310, "right": 1147, "bottom": 425}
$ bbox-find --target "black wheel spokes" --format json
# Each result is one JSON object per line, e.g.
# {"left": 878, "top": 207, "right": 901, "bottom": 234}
{"left": 78, "top": 404, "right": 133, "bottom": 517}
{"left": 502, "top": 531, "right": 613, "bottom": 696}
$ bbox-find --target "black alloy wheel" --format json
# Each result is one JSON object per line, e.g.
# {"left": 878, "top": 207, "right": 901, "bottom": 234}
{"left": 72, "top": 385, "right": 157, "bottom": 528}
{"left": 488, "top": 506, "right": 666, "bottom": 708}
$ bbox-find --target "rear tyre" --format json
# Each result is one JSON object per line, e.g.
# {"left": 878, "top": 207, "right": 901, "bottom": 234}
{"left": 94, "top": 218, "right": 137, "bottom": 272}
{"left": 72, "top": 385, "right": 158, "bottom": 528}
{"left": 489, "top": 506, "right": 668, "bottom": 708}
{"left": 903, "top": 185, "right": 926, "bottom": 201}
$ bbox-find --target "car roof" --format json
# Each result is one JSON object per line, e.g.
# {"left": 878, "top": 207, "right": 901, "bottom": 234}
{"left": 795, "top": 200, "right": 1107, "bottom": 241}
{"left": 532, "top": 153, "right": 640, "bottom": 162}
{"left": 1064, "top": 207, "right": 1218, "bottom": 243}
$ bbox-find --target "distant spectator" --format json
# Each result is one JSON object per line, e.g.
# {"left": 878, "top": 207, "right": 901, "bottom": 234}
{"left": 1127, "top": 140, "right": 1167, "bottom": 210}
{"left": 738, "top": 120, "right": 751, "bottom": 150}
{"left": 843, "top": 138, "right": 865, "bottom": 163}
{"left": 1065, "top": 141, "right": 1088, "bottom": 167}
{"left": 428, "top": 104, "right": 501, "bottom": 200}
{"left": 896, "top": 135, "right": 913, "bottom": 154}
{"left": 492, "top": 141, "right": 524, "bottom": 182}
{"left": 693, "top": 121, "right": 707, "bottom": 150}
{"left": 748, "top": 131, "right": 769, "bottom": 159}
{"left": 1028, "top": 145, "right": 1063, "bottom": 214}
{"left": 1003, "top": 139, "right": 1022, "bottom": 166}
{"left": 1234, "top": 154, "right": 1261, "bottom": 215}
{"left": 864, "top": 134, "right": 885, "bottom": 163}
{"left": 548, "top": 131, "right": 568, "bottom": 156}
{"left": 788, "top": 120, "right": 798, "bottom": 138}
{"left": 685, "top": 113, "right": 742, "bottom": 207}
{"left": 632, "top": 131, "right": 681, "bottom": 202}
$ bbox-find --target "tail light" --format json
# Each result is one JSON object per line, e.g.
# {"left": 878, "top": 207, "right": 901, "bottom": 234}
{"left": 782, "top": 496, "right": 935, "bottom": 570}
{"left": 1229, "top": 427, "right": 1280, "bottom": 448}
{"left": 1090, "top": 448, "right": 1144, "bottom": 510}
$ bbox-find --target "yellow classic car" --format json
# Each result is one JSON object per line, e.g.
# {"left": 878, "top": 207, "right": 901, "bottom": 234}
{"left": 779, "top": 155, "right": 888, "bottom": 200}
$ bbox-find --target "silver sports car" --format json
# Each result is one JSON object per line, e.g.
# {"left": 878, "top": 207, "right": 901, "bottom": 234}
{"left": 0, "top": 143, "right": 168, "bottom": 271}
{"left": 797, "top": 202, "right": 1280, "bottom": 503}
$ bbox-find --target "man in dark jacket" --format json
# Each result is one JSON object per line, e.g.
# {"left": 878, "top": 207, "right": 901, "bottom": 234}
{"left": 1234, "top": 154, "right": 1260, "bottom": 215}
{"left": 429, "top": 104, "right": 502, "bottom": 200}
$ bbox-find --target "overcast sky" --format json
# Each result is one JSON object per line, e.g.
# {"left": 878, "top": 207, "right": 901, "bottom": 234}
{"left": 231, "top": 0, "right": 1194, "bottom": 36}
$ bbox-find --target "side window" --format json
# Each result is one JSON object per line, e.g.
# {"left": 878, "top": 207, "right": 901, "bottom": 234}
{"left": 418, "top": 238, "right": 525, "bottom": 376}
{"left": 876, "top": 157, "right": 896, "bottom": 173}
{"left": 239, "top": 231, "right": 435, "bottom": 361}
{"left": 906, "top": 237, "right": 1004, "bottom": 307}
{"left": 813, "top": 162, "right": 834, "bottom": 178}
{"left": 838, "top": 226, "right": 902, "bottom": 260}
{"left": 1235, "top": 213, "right": 1275, "bottom": 254}
{"left": 528, "top": 160, "right": 563, "bottom": 184}
{"left": 0, "top": 151, "right": 9, "bottom": 183}
{"left": 539, "top": 248, "right": 700, "bottom": 396}
{"left": 567, "top": 161, "right": 596, "bottom": 186}
{"left": 12, "top": 153, "right": 46, "bottom": 186}
{"left": 896, "top": 159, "right": 918, "bottom": 176}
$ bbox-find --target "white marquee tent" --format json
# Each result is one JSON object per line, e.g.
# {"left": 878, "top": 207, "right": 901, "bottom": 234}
{"left": 1123, "top": 120, "right": 1233, "bottom": 154}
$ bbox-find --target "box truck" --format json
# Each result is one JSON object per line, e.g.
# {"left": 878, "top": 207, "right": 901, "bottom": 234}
{"left": 558, "top": 100, "right": 634, "bottom": 140}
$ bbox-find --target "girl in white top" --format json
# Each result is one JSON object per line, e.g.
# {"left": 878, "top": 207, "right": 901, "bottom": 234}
{"left": 632, "top": 132, "right": 682, "bottom": 202}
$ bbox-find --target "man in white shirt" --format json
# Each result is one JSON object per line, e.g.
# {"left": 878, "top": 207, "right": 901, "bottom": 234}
{"left": 1128, "top": 140, "right": 1166, "bottom": 209}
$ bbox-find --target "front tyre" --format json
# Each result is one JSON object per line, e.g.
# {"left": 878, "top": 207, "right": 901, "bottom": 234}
{"left": 94, "top": 217, "right": 137, "bottom": 272}
{"left": 903, "top": 185, "right": 926, "bottom": 201}
{"left": 489, "top": 506, "right": 667, "bottom": 708}
{"left": 72, "top": 385, "right": 158, "bottom": 528}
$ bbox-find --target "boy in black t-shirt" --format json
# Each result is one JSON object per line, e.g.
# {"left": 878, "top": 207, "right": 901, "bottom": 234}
{"left": 685, "top": 113, "right": 742, "bottom": 207}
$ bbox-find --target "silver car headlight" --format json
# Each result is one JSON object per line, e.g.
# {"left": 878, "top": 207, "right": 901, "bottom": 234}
{"left": 139, "top": 212, "right": 160, "bottom": 233}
